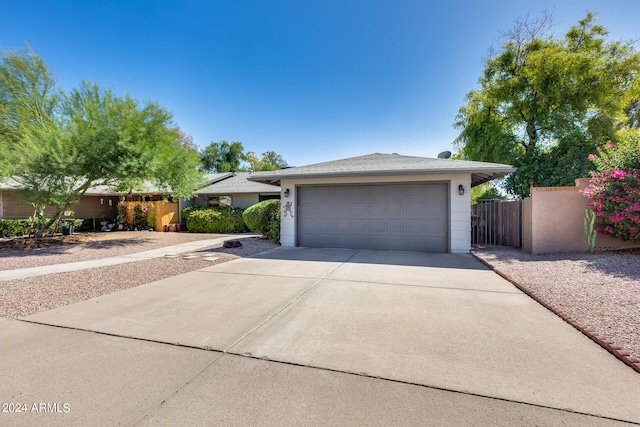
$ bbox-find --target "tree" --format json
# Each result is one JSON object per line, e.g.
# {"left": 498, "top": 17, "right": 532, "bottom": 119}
{"left": 582, "top": 129, "right": 640, "bottom": 242}
{"left": 200, "top": 141, "right": 288, "bottom": 172}
{"left": 200, "top": 140, "right": 245, "bottom": 172}
{"left": 454, "top": 12, "right": 640, "bottom": 197}
{"left": 245, "top": 150, "right": 288, "bottom": 171}
{"left": 259, "top": 151, "right": 288, "bottom": 170}
{"left": 0, "top": 47, "right": 203, "bottom": 237}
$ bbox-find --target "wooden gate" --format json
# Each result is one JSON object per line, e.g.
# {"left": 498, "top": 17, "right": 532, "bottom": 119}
{"left": 471, "top": 199, "right": 522, "bottom": 247}
{"left": 119, "top": 201, "right": 179, "bottom": 231}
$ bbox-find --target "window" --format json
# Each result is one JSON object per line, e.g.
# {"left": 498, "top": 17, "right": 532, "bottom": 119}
{"left": 208, "top": 195, "right": 232, "bottom": 206}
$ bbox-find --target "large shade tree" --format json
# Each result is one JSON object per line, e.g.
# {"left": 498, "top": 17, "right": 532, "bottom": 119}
{"left": 454, "top": 12, "right": 640, "bottom": 197}
{"left": 0, "top": 47, "right": 203, "bottom": 236}
{"left": 200, "top": 141, "right": 288, "bottom": 172}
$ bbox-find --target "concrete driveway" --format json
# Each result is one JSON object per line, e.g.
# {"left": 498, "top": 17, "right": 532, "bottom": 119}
{"left": 2, "top": 247, "right": 640, "bottom": 425}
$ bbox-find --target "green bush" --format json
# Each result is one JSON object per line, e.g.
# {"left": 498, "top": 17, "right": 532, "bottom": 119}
{"left": 0, "top": 219, "right": 32, "bottom": 238}
{"left": 77, "top": 218, "right": 93, "bottom": 232}
{"left": 242, "top": 199, "right": 280, "bottom": 242}
{"left": 184, "top": 205, "right": 248, "bottom": 233}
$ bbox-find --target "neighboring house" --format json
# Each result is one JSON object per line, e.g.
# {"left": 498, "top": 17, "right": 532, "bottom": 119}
{"left": 0, "top": 180, "right": 169, "bottom": 221}
{"left": 249, "top": 153, "right": 515, "bottom": 253}
{"left": 193, "top": 172, "right": 280, "bottom": 209}
{"left": 0, "top": 172, "right": 280, "bottom": 221}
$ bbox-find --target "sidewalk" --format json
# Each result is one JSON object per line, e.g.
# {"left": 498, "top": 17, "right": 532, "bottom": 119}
{"left": 0, "top": 234, "right": 258, "bottom": 281}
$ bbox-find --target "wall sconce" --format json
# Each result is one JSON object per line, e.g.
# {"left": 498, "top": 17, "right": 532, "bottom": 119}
{"left": 100, "top": 198, "right": 104, "bottom": 205}
{"left": 108, "top": 199, "right": 113, "bottom": 206}
{"left": 458, "top": 185, "right": 465, "bottom": 196}
{"left": 284, "top": 189, "right": 290, "bottom": 197}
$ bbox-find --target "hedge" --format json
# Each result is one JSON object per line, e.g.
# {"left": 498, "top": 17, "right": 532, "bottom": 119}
{"left": 242, "top": 199, "right": 280, "bottom": 242}
{"left": 0, "top": 219, "right": 32, "bottom": 238}
{"left": 183, "top": 205, "right": 249, "bottom": 233}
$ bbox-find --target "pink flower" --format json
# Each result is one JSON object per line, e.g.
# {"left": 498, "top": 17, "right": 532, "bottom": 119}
{"left": 611, "top": 214, "right": 625, "bottom": 223}
{"left": 611, "top": 170, "right": 628, "bottom": 179}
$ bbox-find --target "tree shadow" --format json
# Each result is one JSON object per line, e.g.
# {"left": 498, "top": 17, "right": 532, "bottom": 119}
{"left": 0, "top": 235, "right": 157, "bottom": 258}
{"left": 473, "top": 247, "right": 640, "bottom": 281}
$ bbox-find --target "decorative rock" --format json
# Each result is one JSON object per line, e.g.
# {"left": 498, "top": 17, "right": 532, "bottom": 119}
{"left": 223, "top": 240, "right": 243, "bottom": 248}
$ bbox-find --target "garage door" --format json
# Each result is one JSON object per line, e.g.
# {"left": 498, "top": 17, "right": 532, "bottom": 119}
{"left": 297, "top": 183, "right": 448, "bottom": 252}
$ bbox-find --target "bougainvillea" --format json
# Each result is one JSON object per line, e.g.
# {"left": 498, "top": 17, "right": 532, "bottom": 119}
{"left": 582, "top": 131, "right": 640, "bottom": 242}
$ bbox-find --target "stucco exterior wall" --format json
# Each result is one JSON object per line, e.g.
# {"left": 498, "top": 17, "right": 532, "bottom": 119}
{"left": 0, "top": 190, "right": 119, "bottom": 222}
{"left": 232, "top": 193, "right": 259, "bottom": 209}
{"left": 279, "top": 173, "right": 472, "bottom": 253}
{"left": 522, "top": 179, "right": 637, "bottom": 253}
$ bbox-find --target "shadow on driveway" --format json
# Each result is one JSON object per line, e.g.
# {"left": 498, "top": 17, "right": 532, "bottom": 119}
{"left": 248, "top": 246, "right": 488, "bottom": 270}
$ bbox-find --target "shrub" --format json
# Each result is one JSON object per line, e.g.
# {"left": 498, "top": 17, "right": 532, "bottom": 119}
{"left": 0, "top": 219, "right": 31, "bottom": 238}
{"left": 242, "top": 199, "right": 280, "bottom": 242}
{"left": 582, "top": 131, "right": 640, "bottom": 242}
{"left": 184, "top": 205, "right": 248, "bottom": 233}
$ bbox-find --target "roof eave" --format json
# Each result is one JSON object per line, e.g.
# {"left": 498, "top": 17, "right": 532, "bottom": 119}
{"left": 249, "top": 167, "right": 517, "bottom": 186}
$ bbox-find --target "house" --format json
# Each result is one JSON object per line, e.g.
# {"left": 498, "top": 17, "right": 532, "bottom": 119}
{"left": 0, "top": 172, "right": 280, "bottom": 222}
{"left": 0, "top": 180, "right": 121, "bottom": 221}
{"left": 249, "top": 153, "right": 515, "bottom": 253}
{"left": 192, "top": 172, "right": 280, "bottom": 209}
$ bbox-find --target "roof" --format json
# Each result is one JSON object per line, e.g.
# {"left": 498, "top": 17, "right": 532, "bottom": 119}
{"left": 195, "top": 172, "right": 280, "bottom": 195}
{"left": 247, "top": 153, "right": 516, "bottom": 187}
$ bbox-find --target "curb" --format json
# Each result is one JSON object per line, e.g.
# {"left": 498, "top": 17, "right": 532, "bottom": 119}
{"left": 471, "top": 253, "right": 640, "bottom": 374}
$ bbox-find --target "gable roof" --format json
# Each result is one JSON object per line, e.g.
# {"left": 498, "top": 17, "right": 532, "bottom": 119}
{"left": 195, "top": 172, "right": 280, "bottom": 195}
{"left": 248, "top": 153, "right": 515, "bottom": 187}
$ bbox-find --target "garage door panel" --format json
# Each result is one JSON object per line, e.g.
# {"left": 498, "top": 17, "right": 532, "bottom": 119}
{"left": 352, "top": 202, "right": 368, "bottom": 216}
{"left": 426, "top": 202, "right": 446, "bottom": 216}
{"left": 317, "top": 219, "right": 334, "bottom": 233}
{"left": 388, "top": 203, "right": 404, "bottom": 216}
{"left": 426, "top": 219, "right": 446, "bottom": 233}
{"left": 406, "top": 185, "right": 426, "bottom": 198}
{"left": 352, "top": 219, "right": 367, "bottom": 232}
{"left": 351, "top": 235, "right": 368, "bottom": 247}
{"left": 369, "top": 186, "right": 387, "bottom": 200}
{"left": 297, "top": 184, "right": 448, "bottom": 252}
{"left": 368, "top": 219, "right": 386, "bottom": 233}
{"left": 406, "top": 236, "right": 427, "bottom": 251}
{"left": 351, "top": 187, "right": 369, "bottom": 201}
{"left": 298, "top": 219, "right": 317, "bottom": 233}
{"left": 368, "top": 235, "right": 387, "bottom": 250}
{"left": 318, "top": 187, "right": 334, "bottom": 201}
{"left": 387, "top": 219, "right": 404, "bottom": 233}
{"left": 335, "top": 187, "right": 351, "bottom": 200}
{"left": 334, "top": 219, "right": 350, "bottom": 233}
{"left": 406, "top": 219, "right": 426, "bottom": 233}
{"left": 335, "top": 203, "right": 350, "bottom": 216}
{"left": 387, "top": 235, "right": 406, "bottom": 250}
{"left": 370, "top": 202, "right": 386, "bottom": 216}
{"left": 299, "top": 203, "right": 318, "bottom": 216}
{"left": 406, "top": 202, "right": 426, "bottom": 216}
{"left": 318, "top": 204, "right": 334, "bottom": 216}
{"left": 388, "top": 186, "right": 406, "bottom": 201}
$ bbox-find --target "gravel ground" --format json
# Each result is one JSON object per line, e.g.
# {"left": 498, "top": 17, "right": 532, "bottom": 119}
{"left": 0, "top": 231, "right": 240, "bottom": 271}
{"left": 472, "top": 247, "right": 640, "bottom": 363}
{"left": 0, "top": 233, "right": 279, "bottom": 319}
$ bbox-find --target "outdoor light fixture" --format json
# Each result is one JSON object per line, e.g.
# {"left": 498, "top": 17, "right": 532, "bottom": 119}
{"left": 100, "top": 198, "right": 104, "bottom": 205}
{"left": 284, "top": 189, "right": 290, "bottom": 197}
{"left": 109, "top": 199, "right": 113, "bottom": 206}
{"left": 458, "top": 185, "right": 465, "bottom": 196}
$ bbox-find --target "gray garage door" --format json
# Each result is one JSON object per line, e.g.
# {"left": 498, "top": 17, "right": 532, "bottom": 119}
{"left": 297, "top": 183, "right": 448, "bottom": 252}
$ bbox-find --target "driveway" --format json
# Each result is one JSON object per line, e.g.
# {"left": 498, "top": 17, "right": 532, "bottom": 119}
{"left": 2, "top": 247, "right": 639, "bottom": 425}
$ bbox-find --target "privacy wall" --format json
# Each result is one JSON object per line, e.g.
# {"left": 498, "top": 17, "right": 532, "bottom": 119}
{"left": 522, "top": 179, "right": 637, "bottom": 253}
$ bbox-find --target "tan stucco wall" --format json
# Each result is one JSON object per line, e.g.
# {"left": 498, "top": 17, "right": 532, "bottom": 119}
{"left": 0, "top": 190, "right": 119, "bottom": 222}
{"left": 523, "top": 179, "right": 637, "bottom": 253}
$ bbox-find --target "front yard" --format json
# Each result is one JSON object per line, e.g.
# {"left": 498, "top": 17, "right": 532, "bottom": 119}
{"left": 473, "top": 247, "right": 640, "bottom": 369}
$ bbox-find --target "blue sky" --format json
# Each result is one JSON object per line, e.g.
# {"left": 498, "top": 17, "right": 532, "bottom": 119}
{"left": 2, "top": 1, "right": 639, "bottom": 166}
